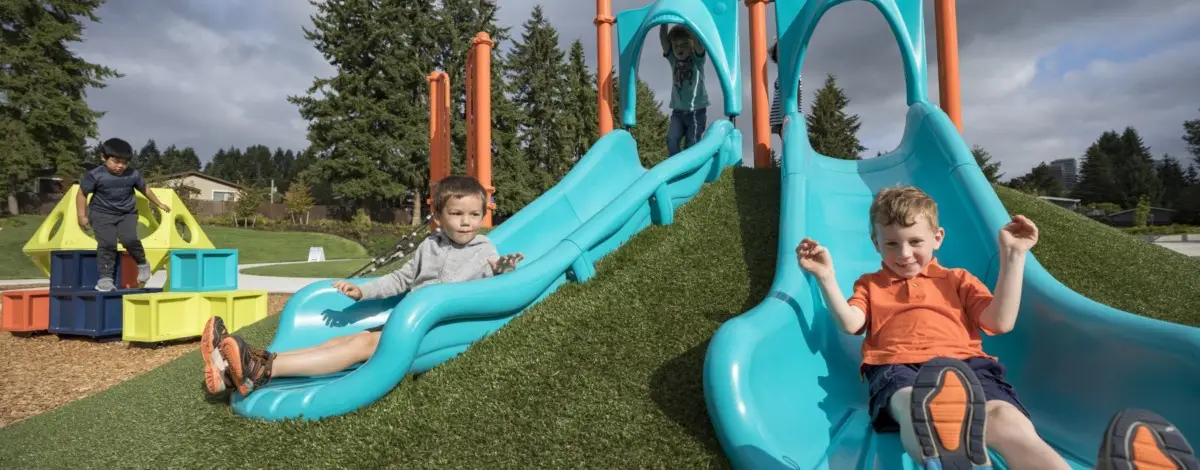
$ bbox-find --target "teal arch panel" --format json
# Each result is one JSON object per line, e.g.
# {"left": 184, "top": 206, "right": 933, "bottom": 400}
{"left": 616, "top": 0, "right": 741, "bottom": 127}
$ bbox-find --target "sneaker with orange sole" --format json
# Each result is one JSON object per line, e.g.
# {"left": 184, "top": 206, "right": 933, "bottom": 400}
{"left": 910, "top": 357, "right": 992, "bottom": 470}
{"left": 201, "top": 316, "right": 231, "bottom": 395}
{"left": 218, "top": 335, "right": 276, "bottom": 398}
{"left": 1097, "top": 408, "right": 1197, "bottom": 470}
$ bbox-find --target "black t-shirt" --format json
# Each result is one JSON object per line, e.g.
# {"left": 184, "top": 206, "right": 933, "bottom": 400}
{"left": 80, "top": 165, "right": 147, "bottom": 215}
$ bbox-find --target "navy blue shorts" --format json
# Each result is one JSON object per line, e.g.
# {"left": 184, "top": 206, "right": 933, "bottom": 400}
{"left": 862, "top": 357, "right": 1030, "bottom": 433}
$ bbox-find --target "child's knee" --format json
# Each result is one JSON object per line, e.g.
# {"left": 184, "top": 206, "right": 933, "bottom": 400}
{"left": 356, "top": 331, "right": 381, "bottom": 355}
{"left": 985, "top": 401, "right": 1039, "bottom": 445}
{"left": 887, "top": 386, "right": 915, "bottom": 421}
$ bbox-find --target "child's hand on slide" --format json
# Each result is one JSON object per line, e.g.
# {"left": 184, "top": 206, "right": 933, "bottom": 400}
{"left": 332, "top": 280, "right": 363, "bottom": 300}
{"left": 490, "top": 253, "right": 524, "bottom": 274}
{"left": 796, "top": 238, "right": 834, "bottom": 279}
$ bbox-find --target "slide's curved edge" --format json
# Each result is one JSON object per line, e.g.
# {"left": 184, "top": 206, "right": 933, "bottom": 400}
{"left": 704, "top": 103, "right": 1200, "bottom": 469}
{"left": 231, "top": 121, "right": 741, "bottom": 421}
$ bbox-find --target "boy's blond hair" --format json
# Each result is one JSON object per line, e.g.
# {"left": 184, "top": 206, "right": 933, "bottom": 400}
{"left": 869, "top": 186, "right": 939, "bottom": 241}
{"left": 431, "top": 175, "right": 487, "bottom": 215}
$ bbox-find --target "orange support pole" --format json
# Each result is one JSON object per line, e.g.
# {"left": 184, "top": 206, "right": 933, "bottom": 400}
{"left": 935, "top": 0, "right": 962, "bottom": 132}
{"left": 427, "top": 71, "right": 451, "bottom": 210}
{"left": 746, "top": 0, "right": 771, "bottom": 168}
{"left": 595, "top": 0, "right": 615, "bottom": 136}
{"left": 466, "top": 47, "right": 476, "bottom": 178}
{"left": 471, "top": 32, "right": 495, "bottom": 227}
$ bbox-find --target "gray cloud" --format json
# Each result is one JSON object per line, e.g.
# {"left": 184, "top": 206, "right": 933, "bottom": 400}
{"left": 78, "top": 0, "right": 1200, "bottom": 180}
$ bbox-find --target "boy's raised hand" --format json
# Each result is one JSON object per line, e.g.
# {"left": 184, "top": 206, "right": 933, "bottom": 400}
{"left": 490, "top": 253, "right": 524, "bottom": 274}
{"left": 796, "top": 238, "right": 834, "bottom": 279}
{"left": 998, "top": 214, "right": 1039, "bottom": 253}
{"left": 332, "top": 280, "right": 363, "bottom": 300}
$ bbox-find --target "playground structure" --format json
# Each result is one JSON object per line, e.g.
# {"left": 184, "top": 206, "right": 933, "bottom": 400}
{"left": 10, "top": 190, "right": 268, "bottom": 344}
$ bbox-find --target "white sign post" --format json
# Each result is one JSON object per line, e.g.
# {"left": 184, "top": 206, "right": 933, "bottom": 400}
{"left": 307, "top": 247, "right": 326, "bottom": 262}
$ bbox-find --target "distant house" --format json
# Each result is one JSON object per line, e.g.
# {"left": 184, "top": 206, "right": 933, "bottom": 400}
{"left": 1107, "top": 207, "right": 1176, "bottom": 227}
{"left": 151, "top": 171, "right": 244, "bottom": 202}
{"left": 1037, "top": 196, "right": 1081, "bottom": 211}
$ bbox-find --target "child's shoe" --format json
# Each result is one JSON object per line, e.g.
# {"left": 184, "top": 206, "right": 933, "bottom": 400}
{"left": 910, "top": 357, "right": 991, "bottom": 469}
{"left": 137, "top": 264, "right": 152, "bottom": 283}
{"left": 1097, "top": 408, "right": 1197, "bottom": 470}
{"left": 94, "top": 277, "right": 115, "bottom": 292}
{"left": 201, "top": 316, "right": 231, "bottom": 395}
{"left": 218, "top": 335, "right": 276, "bottom": 397}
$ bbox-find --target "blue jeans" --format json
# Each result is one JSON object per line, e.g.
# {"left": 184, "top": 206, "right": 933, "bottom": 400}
{"left": 667, "top": 107, "right": 707, "bottom": 156}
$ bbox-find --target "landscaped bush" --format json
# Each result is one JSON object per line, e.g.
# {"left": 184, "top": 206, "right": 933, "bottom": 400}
{"left": 1122, "top": 224, "right": 1200, "bottom": 236}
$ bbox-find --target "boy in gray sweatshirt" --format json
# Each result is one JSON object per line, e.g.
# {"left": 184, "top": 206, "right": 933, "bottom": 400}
{"left": 200, "top": 176, "right": 523, "bottom": 397}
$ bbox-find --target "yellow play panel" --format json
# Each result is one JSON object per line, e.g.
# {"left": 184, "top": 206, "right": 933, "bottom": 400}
{"left": 122, "top": 290, "right": 268, "bottom": 343}
{"left": 23, "top": 184, "right": 214, "bottom": 276}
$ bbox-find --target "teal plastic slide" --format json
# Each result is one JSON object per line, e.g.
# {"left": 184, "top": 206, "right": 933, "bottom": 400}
{"left": 229, "top": 0, "right": 743, "bottom": 421}
{"left": 703, "top": 0, "right": 1200, "bottom": 468}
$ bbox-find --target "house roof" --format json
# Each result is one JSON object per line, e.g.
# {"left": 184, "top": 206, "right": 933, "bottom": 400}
{"left": 150, "top": 171, "right": 245, "bottom": 190}
{"left": 1109, "top": 207, "right": 1177, "bottom": 216}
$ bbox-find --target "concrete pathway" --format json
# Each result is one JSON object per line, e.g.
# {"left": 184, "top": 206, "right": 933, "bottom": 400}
{"left": 0, "top": 259, "right": 363, "bottom": 293}
{"left": 1154, "top": 241, "right": 1200, "bottom": 258}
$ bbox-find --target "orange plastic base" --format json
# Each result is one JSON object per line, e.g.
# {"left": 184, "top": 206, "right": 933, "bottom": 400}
{"left": 1, "top": 288, "right": 51, "bottom": 333}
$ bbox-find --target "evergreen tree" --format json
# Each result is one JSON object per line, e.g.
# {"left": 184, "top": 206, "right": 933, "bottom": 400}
{"left": 1186, "top": 165, "right": 1199, "bottom": 186}
{"left": 1008, "top": 163, "right": 1063, "bottom": 197}
{"left": 806, "top": 74, "right": 865, "bottom": 160}
{"left": 1072, "top": 131, "right": 1122, "bottom": 205}
{"left": 971, "top": 145, "right": 1003, "bottom": 183}
{"left": 0, "top": 0, "right": 121, "bottom": 214}
{"left": 1155, "top": 154, "right": 1188, "bottom": 209}
{"left": 289, "top": 0, "right": 438, "bottom": 215}
{"left": 1184, "top": 110, "right": 1200, "bottom": 166}
{"left": 609, "top": 76, "right": 672, "bottom": 168}
{"left": 137, "top": 139, "right": 162, "bottom": 177}
{"left": 563, "top": 39, "right": 598, "bottom": 163}
{"left": 435, "top": 0, "right": 509, "bottom": 178}
{"left": 506, "top": 6, "right": 571, "bottom": 190}
{"left": 486, "top": 39, "right": 539, "bottom": 219}
{"left": 1113, "top": 127, "right": 1161, "bottom": 207}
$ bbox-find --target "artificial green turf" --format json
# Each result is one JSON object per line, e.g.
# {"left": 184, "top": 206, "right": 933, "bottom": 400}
{"left": 203, "top": 226, "right": 367, "bottom": 264}
{"left": 239, "top": 259, "right": 372, "bottom": 278}
{"left": 2, "top": 171, "right": 1197, "bottom": 469}
{"left": 995, "top": 185, "right": 1200, "bottom": 327}
{"left": 0, "top": 215, "right": 46, "bottom": 279}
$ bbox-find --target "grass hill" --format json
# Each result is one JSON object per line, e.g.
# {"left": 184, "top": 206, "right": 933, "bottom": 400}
{"left": 0, "top": 169, "right": 1195, "bottom": 468}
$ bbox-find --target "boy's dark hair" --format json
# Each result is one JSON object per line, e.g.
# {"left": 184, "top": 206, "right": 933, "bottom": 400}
{"left": 431, "top": 175, "right": 487, "bottom": 215}
{"left": 100, "top": 138, "right": 134, "bottom": 160}
{"left": 667, "top": 25, "right": 692, "bottom": 42}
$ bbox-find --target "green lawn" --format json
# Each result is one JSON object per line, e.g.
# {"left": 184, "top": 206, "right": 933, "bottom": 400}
{"left": 1, "top": 170, "right": 1197, "bottom": 468}
{"left": 0, "top": 215, "right": 47, "bottom": 279}
{"left": 0, "top": 218, "right": 367, "bottom": 279}
{"left": 240, "top": 259, "right": 372, "bottom": 278}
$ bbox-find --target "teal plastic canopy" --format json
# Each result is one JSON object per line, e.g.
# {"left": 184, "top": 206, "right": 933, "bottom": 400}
{"left": 616, "top": 0, "right": 741, "bottom": 127}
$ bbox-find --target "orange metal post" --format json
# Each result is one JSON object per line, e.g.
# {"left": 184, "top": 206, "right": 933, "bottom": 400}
{"left": 466, "top": 47, "right": 476, "bottom": 177}
{"left": 427, "top": 71, "right": 451, "bottom": 208}
{"left": 471, "top": 32, "right": 495, "bottom": 227}
{"left": 746, "top": 0, "right": 771, "bottom": 168}
{"left": 935, "top": 0, "right": 963, "bottom": 132}
{"left": 595, "top": 0, "right": 615, "bottom": 136}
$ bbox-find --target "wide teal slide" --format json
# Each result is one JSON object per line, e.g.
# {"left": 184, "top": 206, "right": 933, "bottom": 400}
{"left": 229, "top": 0, "right": 743, "bottom": 421}
{"left": 703, "top": 0, "right": 1200, "bottom": 468}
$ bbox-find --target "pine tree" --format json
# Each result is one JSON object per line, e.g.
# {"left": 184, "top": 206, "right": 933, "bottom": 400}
{"left": 137, "top": 140, "right": 162, "bottom": 177}
{"left": 971, "top": 145, "right": 1003, "bottom": 183}
{"left": 610, "top": 77, "right": 672, "bottom": 168}
{"left": 435, "top": 0, "right": 509, "bottom": 177}
{"left": 1072, "top": 131, "right": 1123, "bottom": 205}
{"left": 806, "top": 74, "right": 865, "bottom": 160}
{"left": 506, "top": 6, "right": 571, "bottom": 190}
{"left": 1113, "top": 127, "right": 1161, "bottom": 207}
{"left": 564, "top": 39, "right": 598, "bottom": 163}
{"left": 1008, "top": 163, "right": 1063, "bottom": 197}
{"left": 0, "top": 0, "right": 121, "bottom": 214}
{"left": 1155, "top": 154, "right": 1188, "bottom": 209}
{"left": 1186, "top": 165, "right": 1199, "bottom": 186}
{"left": 1183, "top": 109, "right": 1199, "bottom": 166}
{"left": 288, "top": 0, "right": 438, "bottom": 215}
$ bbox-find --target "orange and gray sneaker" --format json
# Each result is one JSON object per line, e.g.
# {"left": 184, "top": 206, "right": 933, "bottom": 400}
{"left": 218, "top": 335, "right": 276, "bottom": 398}
{"left": 1097, "top": 408, "right": 1197, "bottom": 470}
{"left": 910, "top": 357, "right": 992, "bottom": 469}
{"left": 201, "top": 316, "right": 231, "bottom": 395}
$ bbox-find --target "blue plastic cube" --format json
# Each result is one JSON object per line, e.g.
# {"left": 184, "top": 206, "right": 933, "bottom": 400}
{"left": 49, "top": 288, "right": 163, "bottom": 337}
{"left": 49, "top": 250, "right": 136, "bottom": 292}
{"left": 167, "top": 249, "right": 239, "bottom": 292}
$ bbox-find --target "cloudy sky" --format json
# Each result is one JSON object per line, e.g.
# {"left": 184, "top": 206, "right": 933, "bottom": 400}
{"left": 76, "top": 0, "right": 1200, "bottom": 180}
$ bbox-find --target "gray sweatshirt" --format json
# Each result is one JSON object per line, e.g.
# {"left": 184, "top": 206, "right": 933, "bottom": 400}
{"left": 357, "top": 230, "right": 500, "bottom": 301}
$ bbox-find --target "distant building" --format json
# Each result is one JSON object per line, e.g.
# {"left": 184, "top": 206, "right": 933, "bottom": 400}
{"left": 1037, "top": 196, "right": 1081, "bottom": 211}
{"left": 151, "top": 171, "right": 244, "bottom": 202}
{"left": 1107, "top": 207, "right": 1176, "bottom": 227}
{"left": 1048, "top": 158, "right": 1078, "bottom": 189}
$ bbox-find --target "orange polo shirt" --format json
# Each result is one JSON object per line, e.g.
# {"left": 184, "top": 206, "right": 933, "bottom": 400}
{"left": 847, "top": 259, "right": 999, "bottom": 366}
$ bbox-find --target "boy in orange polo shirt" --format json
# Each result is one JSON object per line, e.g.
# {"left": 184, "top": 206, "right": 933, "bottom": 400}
{"left": 796, "top": 186, "right": 1196, "bottom": 470}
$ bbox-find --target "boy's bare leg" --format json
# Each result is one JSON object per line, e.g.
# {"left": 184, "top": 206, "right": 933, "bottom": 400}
{"left": 983, "top": 400, "right": 1071, "bottom": 470}
{"left": 275, "top": 333, "right": 358, "bottom": 357}
{"left": 887, "top": 387, "right": 927, "bottom": 465}
{"left": 271, "top": 331, "right": 381, "bottom": 377}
